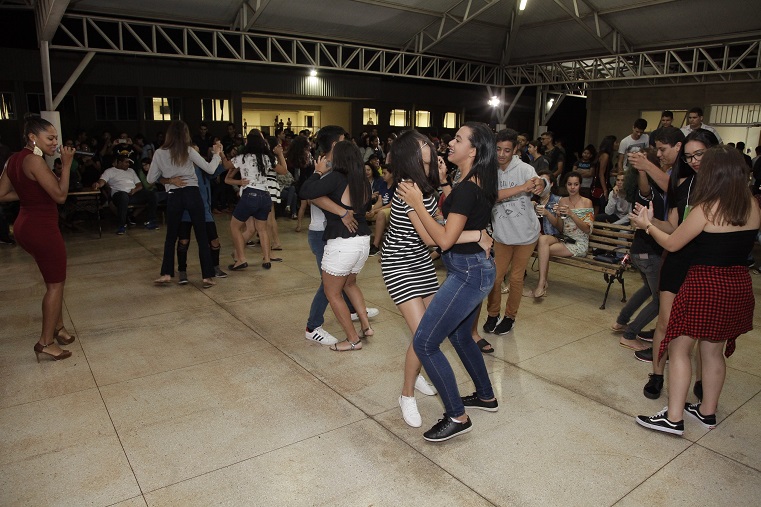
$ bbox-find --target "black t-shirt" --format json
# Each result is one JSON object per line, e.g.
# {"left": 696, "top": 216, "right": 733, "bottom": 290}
{"left": 442, "top": 180, "right": 492, "bottom": 254}
{"left": 630, "top": 180, "right": 666, "bottom": 256}
{"left": 299, "top": 171, "right": 372, "bottom": 241}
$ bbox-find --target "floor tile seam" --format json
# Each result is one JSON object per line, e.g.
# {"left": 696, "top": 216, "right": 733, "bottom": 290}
{"left": 691, "top": 441, "right": 761, "bottom": 474}
{"left": 66, "top": 302, "right": 214, "bottom": 331}
{"left": 609, "top": 444, "right": 696, "bottom": 505}
{"left": 133, "top": 418, "right": 374, "bottom": 496}
{"left": 105, "top": 495, "right": 147, "bottom": 507}
{"left": 363, "top": 413, "right": 501, "bottom": 507}
{"left": 483, "top": 326, "right": 603, "bottom": 367}
{"left": 91, "top": 343, "right": 270, "bottom": 388}
{"left": 726, "top": 364, "right": 761, "bottom": 380}
{"left": 94, "top": 380, "right": 147, "bottom": 498}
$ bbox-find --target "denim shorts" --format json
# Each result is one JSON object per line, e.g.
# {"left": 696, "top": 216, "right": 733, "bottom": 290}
{"left": 232, "top": 188, "right": 272, "bottom": 221}
{"left": 321, "top": 235, "right": 371, "bottom": 276}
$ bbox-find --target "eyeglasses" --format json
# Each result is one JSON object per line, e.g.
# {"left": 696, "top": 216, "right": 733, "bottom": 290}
{"left": 682, "top": 150, "right": 705, "bottom": 163}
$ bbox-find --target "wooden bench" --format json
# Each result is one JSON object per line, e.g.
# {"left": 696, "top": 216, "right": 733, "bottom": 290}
{"left": 532, "top": 221, "right": 636, "bottom": 309}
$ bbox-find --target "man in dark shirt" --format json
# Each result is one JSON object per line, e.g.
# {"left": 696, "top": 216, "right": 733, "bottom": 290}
{"left": 192, "top": 123, "right": 213, "bottom": 161}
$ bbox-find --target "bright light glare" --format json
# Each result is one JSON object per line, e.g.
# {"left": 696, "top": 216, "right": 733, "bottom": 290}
{"left": 519, "top": 0, "right": 528, "bottom": 11}
{"left": 547, "top": 98, "right": 555, "bottom": 108}
{"left": 309, "top": 69, "right": 317, "bottom": 77}
{"left": 488, "top": 96, "right": 501, "bottom": 107}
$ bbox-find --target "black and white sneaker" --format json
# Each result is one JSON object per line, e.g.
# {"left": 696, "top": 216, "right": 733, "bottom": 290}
{"left": 178, "top": 271, "right": 189, "bottom": 285}
{"left": 636, "top": 407, "right": 684, "bottom": 436}
{"left": 305, "top": 326, "right": 338, "bottom": 346}
{"left": 461, "top": 392, "right": 499, "bottom": 412}
{"left": 423, "top": 414, "right": 472, "bottom": 442}
{"left": 214, "top": 266, "right": 228, "bottom": 278}
{"left": 684, "top": 403, "right": 716, "bottom": 429}
{"left": 483, "top": 315, "right": 499, "bottom": 333}
{"left": 635, "top": 347, "right": 653, "bottom": 363}
{"left": 494, "top": 317, "right": 514, "bottom": 335}
{"left": 637, "top": 329, "right": 654, "bottom": 342}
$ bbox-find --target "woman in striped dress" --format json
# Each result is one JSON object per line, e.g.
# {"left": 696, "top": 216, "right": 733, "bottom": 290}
{"left": 383, "top": 130, "right": 492, "bottom": 428}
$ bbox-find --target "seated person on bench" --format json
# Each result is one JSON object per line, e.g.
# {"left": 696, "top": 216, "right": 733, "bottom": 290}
{"left": 527, "top": 171, "right": 593, "bottom": 298}
{"left": 92, "top": 154, "right": 159, "bottom": 234}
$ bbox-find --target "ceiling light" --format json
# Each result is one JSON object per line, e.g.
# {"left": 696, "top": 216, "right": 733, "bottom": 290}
{"left": 519, "top": 0, "right": 528, "bottom": 11}
{"left": 488, "top": 96, "right": 501, "bottom": 107}
{"left": 309, "top": 69, "right": 317, "bottom": 77}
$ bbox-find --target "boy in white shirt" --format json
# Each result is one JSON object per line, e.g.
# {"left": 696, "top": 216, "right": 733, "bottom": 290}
{"left": 93, "top": 154, "right": 158, "bottom": 234}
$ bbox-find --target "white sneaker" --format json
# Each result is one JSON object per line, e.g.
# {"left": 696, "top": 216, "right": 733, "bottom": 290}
{"left": 305, "top": 326, "right": 338, "bottom": 345}
{"left": 399, "top": 395, "right": 422, "bottom": 428}
{"left": 350, "top": 307, "right": 379, "bottom": 321}
{"left": 414, "top": 374, "right": 437, "bottom": 396}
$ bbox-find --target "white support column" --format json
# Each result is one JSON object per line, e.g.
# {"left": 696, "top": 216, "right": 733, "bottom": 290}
{"left": 41, "top": 40, "right": 54, "bottom": 111}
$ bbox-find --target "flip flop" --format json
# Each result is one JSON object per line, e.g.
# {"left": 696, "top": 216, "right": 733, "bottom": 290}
{"left": 228, "top": 262, "right": 248, "bottom": 271}
{"left": 477, "top": 338, "right": 494, "bottom": 354}
{"left": 154, "top": 277, "right": 172, "bottom": 285}
{"left": 330, "top": 339, "right": 362, "bottom": 351}
{"left": 270, "top": 257, "right": 283, "bottom": 262}
{"left": 271, "top": 246, "right": 283, "bottom": 251}
{"left": 202, "top": 279, "right": 216, "bottom": 289}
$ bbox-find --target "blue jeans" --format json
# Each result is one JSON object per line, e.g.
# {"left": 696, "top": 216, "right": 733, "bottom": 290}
{"left": 616, "top": 253, "right": 662, "bottom": 339}
{"left": 306, "top": 229, "right": 355, "bottom": 330}
{"left": 413, "top": 250, "right": 496, "bottom": 418}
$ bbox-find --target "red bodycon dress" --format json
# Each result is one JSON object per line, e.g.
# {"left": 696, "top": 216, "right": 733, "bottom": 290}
{"left": 5, "top": 149, "right": 67, "bottom": 283}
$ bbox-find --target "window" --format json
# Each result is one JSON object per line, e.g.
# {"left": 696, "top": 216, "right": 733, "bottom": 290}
{"left": 443, "top": 112, "right": 458, "bottom": 129}
{"left": 0, "top": 93, "right": 15, "bottom": 120}
{"left": 389, "top": 109, "right": 407, "bottom": 127}
{"left": 201, "top": 98, "right": 230, "bottom": 122}
{"left": 710, "top": 104, "right": 761, "bottom": 125}
{"left": 363, "top": 108, "right": 377, "bottom": 125}
{"left": 415, "top": 110, "right": 431, "bottom": 128}
{"left": 146, "top": 97, "right": 181, "bottom": 121}
{"left": 95, "top": 95, "right": 137, "bottom": 121}
{"left": 27, "top": 93, "right": 77, "bottom": 118}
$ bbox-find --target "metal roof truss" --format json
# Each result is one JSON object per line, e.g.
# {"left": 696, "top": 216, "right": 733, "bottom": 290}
{"left": 49, "top": 14, "right": 761, "bottom": 92}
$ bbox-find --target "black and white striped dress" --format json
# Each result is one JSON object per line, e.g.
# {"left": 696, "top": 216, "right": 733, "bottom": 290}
{"left": 381, "top": 193, "right": 439, "bottom": 305}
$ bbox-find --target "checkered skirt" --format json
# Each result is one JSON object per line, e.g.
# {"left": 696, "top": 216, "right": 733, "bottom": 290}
{"left": 661, "top": 265, "right": 754, "bottom": 359}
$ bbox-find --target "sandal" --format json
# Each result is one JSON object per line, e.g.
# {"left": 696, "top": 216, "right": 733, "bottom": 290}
{"left": 154, "top": 276, "right": 172, "bottom": 285}
{"left": 202, "top": 278, "right": 215, "bottom": 289}
{"left": 477, "top": 338, "right": 494, "bottom": 354}
{"left": 330, "top": 338, "right": 362, "bottom": 352}
{"left": 54, "top": 327, "right": 76, "bottom": 345}
{"left": 360, "top": 327, "right": 374, "bottom": 338}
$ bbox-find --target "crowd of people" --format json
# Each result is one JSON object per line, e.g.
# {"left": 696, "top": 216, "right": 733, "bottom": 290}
{"left": 1, "top": 109, "right": 759, "bottom": 442}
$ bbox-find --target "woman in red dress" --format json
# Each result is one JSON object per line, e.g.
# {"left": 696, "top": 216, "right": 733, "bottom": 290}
{"left": 0, "top": 115, "right": 76, "bottom": 361}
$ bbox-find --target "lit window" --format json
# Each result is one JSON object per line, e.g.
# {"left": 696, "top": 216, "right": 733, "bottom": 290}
{"left": 146, "top": 97, "right": 181, "bottom": 121}
{"left": 390, "top": 109, "right": 407, "bottom": 127}
{"left": 443, "top": 112, "right": 458, "bottom": 129}
{"left": 0, "top": 93, "right": 15, "bottom": 120}
{"left": 415, "top": 110, "right": 431, "bottom": 128}
{"left": 363, "top": 108, "right": 377, "bottom": 125}
{"left": 201, "top": 99, "right": 230, "bottom": 122}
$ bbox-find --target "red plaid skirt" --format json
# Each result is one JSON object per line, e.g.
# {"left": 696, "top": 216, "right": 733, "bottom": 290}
{"left": 661, "top": 265, "right": 754, "bottom": 359}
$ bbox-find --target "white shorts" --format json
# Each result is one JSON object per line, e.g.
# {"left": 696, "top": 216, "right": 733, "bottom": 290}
{"left": 321, "top": 236, "right": 371, "bottom": 277}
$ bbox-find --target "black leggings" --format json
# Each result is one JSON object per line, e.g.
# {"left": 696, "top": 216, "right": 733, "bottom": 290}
{"left": 161, "top": 187, "right": 213, "bottom": 278}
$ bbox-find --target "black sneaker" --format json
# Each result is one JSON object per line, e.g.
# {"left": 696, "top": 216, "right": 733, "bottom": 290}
{"left": 369, "top": 245, "right": 380, "bottom": 256}
{"left": 178, "top": 271, "right": 189, "bottom": 285}
{"left": 693, "top": 380, "right": 703, "bottom": 402}
{"left": 127, "top": 216, "right": 137, "bottom": 226}
{"left": 636, "top": 408, "right": 684, "bottom": 436}
{"left": 494, "top": 317, "right": 514, "bottom": 335}
{"left": 635, "top": 347, "right": 653, "bottom": 362}
{"left": 461, "top": 392, "right": 499, "bottom": 412}
{"left": 684, "top": 403, "right": 716, "bottom": 429}
{"left": 483, "top": 315, "right": 499, "bottom": 333}
{"left": 637, "top": 329, "right": 654, "bottom": 342}
{"left": 643, "top": 373, "right": 664, "bottom": 399}
{"left": 423, "top": 414, "right": 472, "bottom": 442}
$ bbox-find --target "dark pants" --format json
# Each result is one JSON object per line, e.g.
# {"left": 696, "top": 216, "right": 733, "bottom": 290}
{"left": 161, "top": 187, "right": 213, "bottom": 278}
{"left": 177, "top": 221, "right": 219, "bottom": 272}
{"left": 112, "top": 189, "right": 157, "bottom": 226}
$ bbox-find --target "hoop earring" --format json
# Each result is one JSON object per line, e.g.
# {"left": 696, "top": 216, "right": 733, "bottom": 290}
{"left": 32, "top": 140, "right": 43, "bottom": 157}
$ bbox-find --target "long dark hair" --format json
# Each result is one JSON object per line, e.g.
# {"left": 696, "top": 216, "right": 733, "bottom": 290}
{"left": 241, "top": 130, "right": 270, "bottom": 176}
{"left": 286, "top": 135, "right": 311, "bottom": 169}
{"left": 667, "top": 128, "right": 719, "bottom": 205}
{"left": 459, "top": 122, "right": 497, "bottom": 206}
{"left": 162, "top": 121, "right": 192, "bottom": 166}
{"left": 691, "top": 146, "right": 753, "bottom": 226}
{"left": 390, "top": 130, "right": 439, "bottom": 196}
{"left": 331, "top": 140, "right": 369, "bottom": 213}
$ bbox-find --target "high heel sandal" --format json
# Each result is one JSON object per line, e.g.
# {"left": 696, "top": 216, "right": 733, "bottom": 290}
{"left": 34, "top": 342, "right": 72, "bottom": 362}
{"left": 532, "top": 284, "right": 548, "bottom": 298}
{"left": 54, "top": 327, "right": 76, "bottom": 345}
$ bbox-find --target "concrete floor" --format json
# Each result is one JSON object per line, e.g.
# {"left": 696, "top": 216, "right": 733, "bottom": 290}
{"left": 1, "top": 214, "right": 760, "bottom": 506}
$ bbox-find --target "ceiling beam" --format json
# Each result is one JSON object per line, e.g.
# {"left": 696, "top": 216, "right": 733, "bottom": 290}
{"left": 551, "top": 0, "right": 632, "bottom": 54}
{"left": 402, "top": 0, "right": 501, "bottom": 54}
{"left": 501, "top": 0, "right": 525, "bottom": 66}
{"left": 35, "top": 0, "right": 70, "bottom": 42}
{"left": 231, "top": 0, "right": 271, "bottom": 31}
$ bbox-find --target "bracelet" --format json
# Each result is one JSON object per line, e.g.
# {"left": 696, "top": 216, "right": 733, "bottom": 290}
{"left": 341, "top": 210, "right": 349, "bottom": 218}
{"left": 645, "top": 223, "right": 652, "bottom": 235}
{"left": 478, "top": 230, "right": 482, "bottom": 242}
{"left": 440, "top": 182, "right": 451, "bottom": 187}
